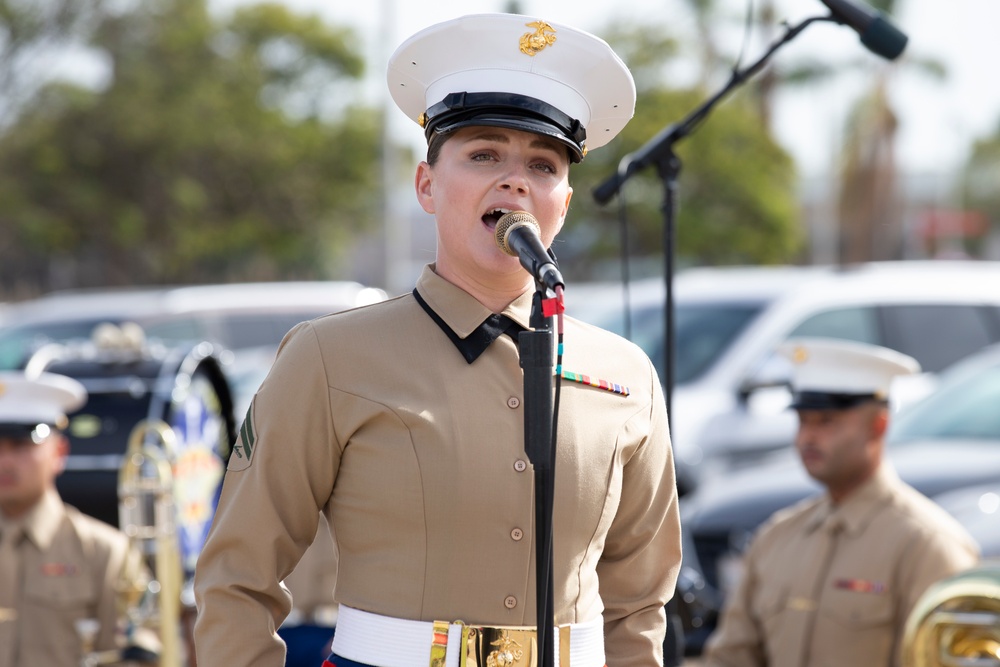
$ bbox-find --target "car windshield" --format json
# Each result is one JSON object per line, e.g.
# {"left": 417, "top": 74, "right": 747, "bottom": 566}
{"left": 675, "top": 304, "right": 764, "bottom": 383}
{"left": 212, "top": 312, "right": 326, "bottom": 349}
{"left": 589, "top": 301, "right": 764, "bottom": 385}
{"left": 888, "top": 358, "right": 1000, "bottom": 443}
{"left": 0, "top": 309, "right": 329, "bottom": 371}
{"left": 0, "top": 321, "right": 108, "bottom": 370}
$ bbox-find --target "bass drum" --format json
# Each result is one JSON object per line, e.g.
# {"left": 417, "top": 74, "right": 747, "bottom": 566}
{"left": 902, "top": 563, "right": 1000, "bottom": 667}
{"left": 28, "top": 327, "right": 237, "bottom": 574}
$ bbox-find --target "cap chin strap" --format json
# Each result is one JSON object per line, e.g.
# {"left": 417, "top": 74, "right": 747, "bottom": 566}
{"left": 421, "top": 91, "right": 586, "bottom": 159}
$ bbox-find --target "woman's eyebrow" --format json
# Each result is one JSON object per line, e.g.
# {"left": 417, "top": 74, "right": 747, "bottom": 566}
{"left": 464, "top": 131, "right": 564, "bottom": 156}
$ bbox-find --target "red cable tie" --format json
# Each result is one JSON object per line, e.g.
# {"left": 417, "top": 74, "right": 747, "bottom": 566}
{"left": 542, "top": 296, "right": 565, "bottom": 317}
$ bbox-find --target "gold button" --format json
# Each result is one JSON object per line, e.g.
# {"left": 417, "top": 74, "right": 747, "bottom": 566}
{"left": 511, "top": 528, "right": 524, "bottom": 541}
{"left": 513, "top": 459, "right": 527, "bottom": 472}
{"left": 504, "top": 596, "right": 517, "bottom": 609}
{"left": 507, "top": 397, "right": 520, "bottom": 409}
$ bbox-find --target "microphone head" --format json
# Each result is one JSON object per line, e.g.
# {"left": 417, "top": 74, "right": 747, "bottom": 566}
{"left": 495, "top": 211, "right": 539, "bottom": 256}
{"left": 861, "top": 13, "right": 908, "bottom": 60}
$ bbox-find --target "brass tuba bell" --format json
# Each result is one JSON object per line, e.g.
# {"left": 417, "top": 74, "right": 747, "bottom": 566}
{"left": 902, "top": 563, "right": 1000, "bottom": 667}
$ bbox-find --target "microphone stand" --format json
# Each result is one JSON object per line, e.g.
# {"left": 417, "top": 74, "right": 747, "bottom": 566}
{"left": 591, "top": 16, "right": 836, "bottom": 667}
{"left": 592, "top": 14, "right": 836, "bottom": 429}
{"left": 519, "top": 287, "right": 556, "bottom": 667}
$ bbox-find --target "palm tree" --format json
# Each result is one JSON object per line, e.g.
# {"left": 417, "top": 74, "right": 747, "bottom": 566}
{"left": 830, "top": 0, "right": 947, "bottom": 262}
{"left": 679, "top": 0, "right": 945, "bottom": 264}
{"left": 837, "top": 72, "right": 902, "bottom": 262}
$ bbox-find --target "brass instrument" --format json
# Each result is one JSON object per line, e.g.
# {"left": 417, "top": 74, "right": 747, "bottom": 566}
{"left": 40, "top": 323, "right": 236, "bottom": 667}
{"left": 116, "top": 419, "right": 185, "bottom": 667}
{"left": 902, "top": 563, "right": 1000, "bottom": 667}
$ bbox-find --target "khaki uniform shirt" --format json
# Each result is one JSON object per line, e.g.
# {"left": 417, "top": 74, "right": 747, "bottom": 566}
{"left": 703, "top": 464, "right": 980, "bottom": 667}
{"left": 281, "top": 515, "right": 339, "bottom": 625}
{"left": 0, "top": 489, "right": 147, "bottom": 667}
{"left": 194, "top": 265, "right": 682, "bottom": 666}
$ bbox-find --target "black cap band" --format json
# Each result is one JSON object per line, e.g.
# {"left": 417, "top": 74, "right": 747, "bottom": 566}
{"left": 0, "top": 423, "right": 50, "bottom": 438}
{"left": 790, "top": 391, "right": 886, "bottom": 411}
{"left": 422, "top": 92, "right": 587, "bottom": 162}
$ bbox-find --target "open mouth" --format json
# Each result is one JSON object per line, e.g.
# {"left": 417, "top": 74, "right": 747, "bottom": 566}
{"left": 482, "top": 208, "right": 513, "bottom": 230}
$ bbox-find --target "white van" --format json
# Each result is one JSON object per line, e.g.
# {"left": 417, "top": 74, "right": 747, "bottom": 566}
{"left": 567, "top": 261, "right": 1000, "bottom": 493}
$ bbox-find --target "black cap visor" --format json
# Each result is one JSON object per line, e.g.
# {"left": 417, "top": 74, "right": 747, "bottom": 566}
{"left": 423, "top": 92, "right": 587, "bottom": 162}
{"left": 0, "top": 423, "right": 55, "bottom": 444}
{"left": 790, "top": 391, "right": 885, "bottom": 411}
{"left": 0, "top": 423, "right": 41, "bottom": 436}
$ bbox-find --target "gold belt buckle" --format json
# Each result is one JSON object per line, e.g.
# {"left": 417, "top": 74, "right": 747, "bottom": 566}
{"left": 431, "top": 621, "right": 573, "bottom": 667}
{"left": 462, "top": 625, "right": 535, "bottom": 667}
{"left": 459, "top": 624, "right": 572, "bottom": 667}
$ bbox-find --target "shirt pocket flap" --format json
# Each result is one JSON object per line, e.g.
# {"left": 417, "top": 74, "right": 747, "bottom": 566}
{"left": 824, "top": 588, "right": 894, "bottom": 629}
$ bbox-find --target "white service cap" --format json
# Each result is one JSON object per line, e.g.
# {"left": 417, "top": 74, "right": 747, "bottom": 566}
{"left": 0, "top": 371, "right": 87, "bottom": 433}
{"left": 387, "top": 13, "right": 636, "bottom": 162}
{"left": 778, "top": 337, "right": 920, "bottom": 410}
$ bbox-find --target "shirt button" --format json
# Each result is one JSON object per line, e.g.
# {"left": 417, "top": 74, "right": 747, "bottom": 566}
{"left": 513, "top": 459, "right": 527, "bottom": 472}
{"left": 504, "top": 596, "right": 518, "bottom": 609}
{"left": 507, "top": 396, "right": 520, "bottom": 409}
{"left": 511, "top": 528, "right": 524, "bottom": 541}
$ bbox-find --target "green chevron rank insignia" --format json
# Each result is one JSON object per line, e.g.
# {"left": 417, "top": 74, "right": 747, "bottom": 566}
{"left": 228, "top": 400, "right": 257, "bottom": 471}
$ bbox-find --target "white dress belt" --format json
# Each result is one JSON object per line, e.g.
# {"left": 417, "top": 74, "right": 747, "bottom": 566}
{"left": 330, "top": 605, "right": 606, "bottom": 667}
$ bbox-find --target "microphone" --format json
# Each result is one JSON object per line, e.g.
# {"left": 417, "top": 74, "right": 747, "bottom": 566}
{"left": 495, "top": 211, "right": 565, "bottom": 292}
{"left": 819, "top": 0, "right": 908, "bottom": 60}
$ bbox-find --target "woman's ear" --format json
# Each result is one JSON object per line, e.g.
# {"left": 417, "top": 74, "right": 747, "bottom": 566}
{"left": 414, "top": 161, "right": 435, "bottom": 214}
{"left": 556, "top": 186, "right": 573, "bottom": 235}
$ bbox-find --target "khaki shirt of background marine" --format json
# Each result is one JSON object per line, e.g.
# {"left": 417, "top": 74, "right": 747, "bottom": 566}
{"left": 0, "top": 489, "right": 147, "bottom": 667}
{"left": 194, "top": 265, "right": 682, "bottom": 667}
{"left": 703, "top": 463, "right": 979, "bottom": 667}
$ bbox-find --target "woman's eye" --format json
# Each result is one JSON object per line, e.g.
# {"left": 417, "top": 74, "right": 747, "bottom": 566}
{"left": 533, "top": 162, "right": 556, "bottom": 174}
{"left": 470, "top": 151, "right": 495, "bottom": 162}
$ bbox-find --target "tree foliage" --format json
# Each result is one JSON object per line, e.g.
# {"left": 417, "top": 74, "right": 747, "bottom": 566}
{"left": 0, "top": 7, "right": 803, "bottom": 296}
{"left": 0, "top": 0, "right": 379, "bottom": 293}
{"left": 0, "top": 0, "right": 106, "bottom": 126}
{"left": 563, "top": 22, "right": 801, "bottom": 276}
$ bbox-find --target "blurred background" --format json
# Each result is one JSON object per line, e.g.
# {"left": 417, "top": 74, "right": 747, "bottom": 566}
{"left": 4, "top": 1, "right": 1000, "bottom": 665}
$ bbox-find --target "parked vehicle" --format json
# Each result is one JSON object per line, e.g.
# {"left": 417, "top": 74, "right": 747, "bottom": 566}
{"left": 676, "top": 342, "right": 1000, "bottom": 653}
{"left": 932, "top": 481, "right": 1000, "bottom": 558}
{"left": 568, "top": 261, "right": 1000, "bottom": 494}
{"left": 0, "top": 280, "right": 387, "bottom": 371}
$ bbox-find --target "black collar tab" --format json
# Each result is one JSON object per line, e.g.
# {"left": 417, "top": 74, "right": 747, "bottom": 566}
{"left": 413, "top": 289, "right": 523, "bottom": 364}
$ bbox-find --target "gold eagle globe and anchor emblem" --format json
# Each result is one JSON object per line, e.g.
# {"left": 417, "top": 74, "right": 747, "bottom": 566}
{"left": 519, "top": 21, "right": 557, "bottom": 56}
{"left": 486, "top": 630, "right": 526, "bottom": 666}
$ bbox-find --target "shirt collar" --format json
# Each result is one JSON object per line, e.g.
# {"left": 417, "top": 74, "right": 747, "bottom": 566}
{"left": 806, "top": 463, "right": 899, "bottom": 536}
{"left": 1, "top": 488, "right": 65, "bottom": 550}
{"left": 414, "top": 265, "right": 533, "bottom": 364}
